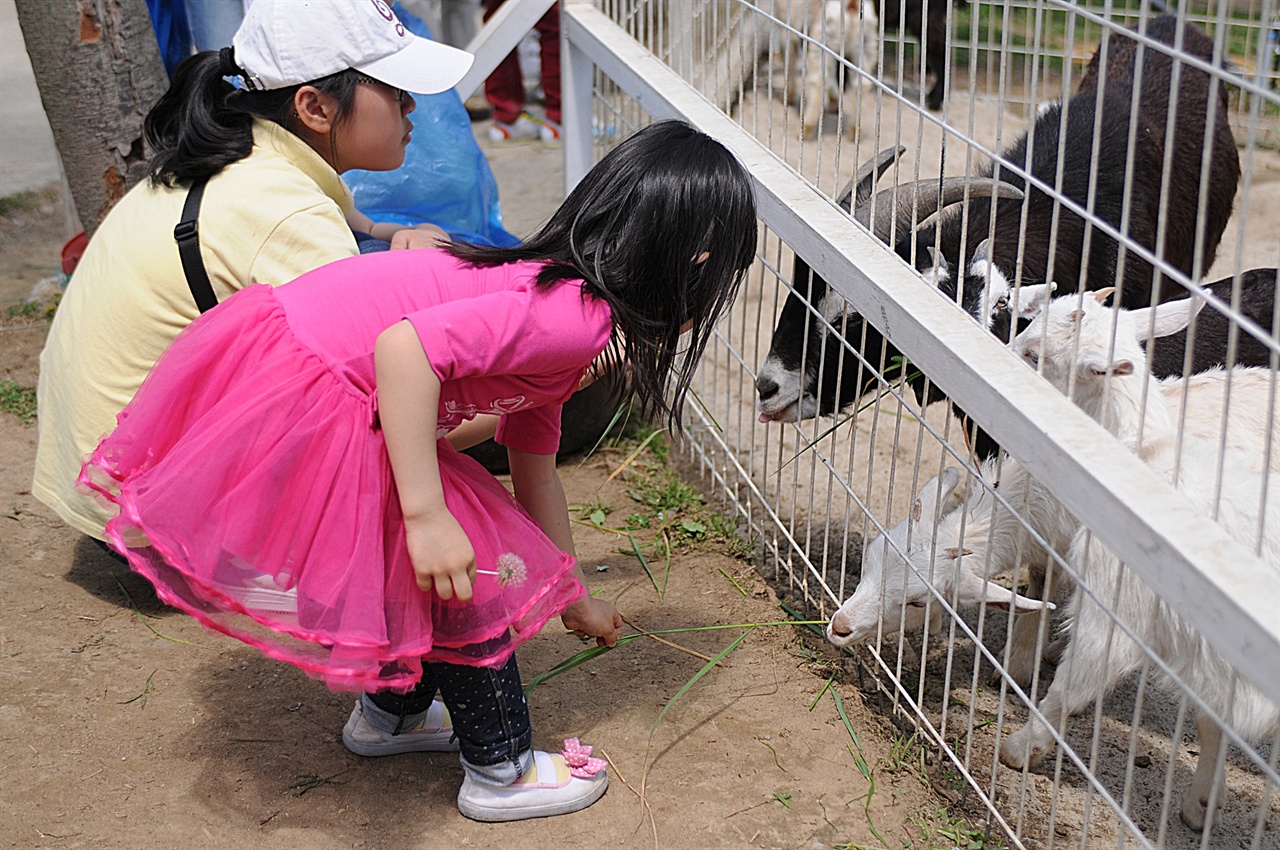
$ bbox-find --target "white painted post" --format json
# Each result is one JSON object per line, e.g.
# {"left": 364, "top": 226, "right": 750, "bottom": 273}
{"left": 562, "top": 4, "right": 596, "bottom": 193}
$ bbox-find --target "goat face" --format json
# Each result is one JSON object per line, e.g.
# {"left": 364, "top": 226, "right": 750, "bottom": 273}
{"left": 1011, "top": 292, "right": 1200, "bottom": 413}
{"left": 827, "top": 468, "right": 969, "bottom": 647}
{"left": 755, "top": 269, "right": 900, "bottom": 422}
{"left": 826, "top": 498, "right": 935, "bottom": 648}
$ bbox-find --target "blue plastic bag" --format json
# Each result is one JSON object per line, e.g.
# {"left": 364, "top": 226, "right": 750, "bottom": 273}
{"left": 345, "top": 5, "right": 520, "bottom": 248}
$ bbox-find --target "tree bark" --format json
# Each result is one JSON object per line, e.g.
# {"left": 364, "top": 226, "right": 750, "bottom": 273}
{"left": 14, "top": 0, "right": 169, "bottom": 237}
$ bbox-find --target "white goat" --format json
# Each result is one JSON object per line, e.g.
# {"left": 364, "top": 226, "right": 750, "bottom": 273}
{"left": 828, "top": 288, "right": 1280, "bottom": 684}
{"left": 780, "top": 0, "right": 880, "bottom": 138}
{"left": 999, "top": 293, "right": 1280, "bottom": 830}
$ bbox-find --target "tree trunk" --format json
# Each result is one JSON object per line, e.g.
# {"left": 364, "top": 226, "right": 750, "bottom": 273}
{"left": 14, "top": 0, "right": 169, "bottom": 237}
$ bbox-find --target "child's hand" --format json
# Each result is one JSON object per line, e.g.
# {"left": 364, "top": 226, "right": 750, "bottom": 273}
{"left": 389, "top": 223, "right": 450, "bottom": 251}
{"left": 405, "top": 510, "right": 476, "bottom": 602}
{"left": 561, "top": 597, "right": 623, "bottom": 647}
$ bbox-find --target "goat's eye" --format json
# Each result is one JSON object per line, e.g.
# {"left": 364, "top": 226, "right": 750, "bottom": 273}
{"left": 1024, "top": 349, "right": 1039, "bottom": 366}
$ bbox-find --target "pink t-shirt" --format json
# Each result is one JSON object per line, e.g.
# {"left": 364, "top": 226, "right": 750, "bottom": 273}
{"left": 274, "top": 249, "right": 612, "bottom": 454}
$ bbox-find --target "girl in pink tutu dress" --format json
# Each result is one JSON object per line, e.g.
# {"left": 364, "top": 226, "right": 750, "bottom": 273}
{"left": 80, "top": 120, "right": 758, "bottom": 822}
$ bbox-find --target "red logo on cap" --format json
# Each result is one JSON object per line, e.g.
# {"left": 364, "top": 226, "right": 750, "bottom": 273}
{"left": 370, "top": 0, "right": 405, "bottom": 36}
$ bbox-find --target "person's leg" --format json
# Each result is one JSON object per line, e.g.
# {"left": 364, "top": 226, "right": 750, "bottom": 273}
{"left": 534, "top": 3, "right": 561, "bottom": 126}
{"left": 482, "top": 0, "right": 526, "bottom": 126}
{"left": 436, "top": 653, "right": 609, "bottom": 821}
{"left": 183, "top": 0, "right": 245, "bottom": 52}
{"left": 352, "top": 231, "right": 391, "bottom": 254}
{"left": 440, "top": 0, "right": 480, "bottom": 50}
{"left": 343, "top": 667, "right": 459, "bottom": 755}
{"left": 431, "top": 654, "right": 532, "bottom": 783}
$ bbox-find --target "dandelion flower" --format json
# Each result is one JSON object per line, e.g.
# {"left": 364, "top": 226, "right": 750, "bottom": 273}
{"left": 477, "top": 552, "right": 528, "bottom": 587}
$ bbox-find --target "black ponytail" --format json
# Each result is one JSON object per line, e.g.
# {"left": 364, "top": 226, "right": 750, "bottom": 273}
{"left": 145, "top": 50, "right": 362, "bottom": 187}
{"left": 146, "top": 51, "right": 253, "bottom": 186}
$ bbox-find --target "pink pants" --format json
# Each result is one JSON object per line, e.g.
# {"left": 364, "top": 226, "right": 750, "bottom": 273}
{"left": 482, "top": 0, "right": 561, "bottom": 125}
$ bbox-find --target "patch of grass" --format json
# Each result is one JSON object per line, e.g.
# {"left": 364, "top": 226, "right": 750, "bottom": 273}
{"left": 574, "top": 497, "right": 612, "bottom": 527}
{"left": 6, "top": 300, "right": 49, "bottom": 320}
{"left": 884, "top": 731, "right": 929, "bottom": 785}
{"left": 0, "top": 380, "right": 37, "bottom": 423}
{"left": 0, "top": 187, "right": 57, "bottom": 218}
{"left": 576, "top": 429, "right": 752, "bottom": 582}
{"left": 909, "top": 806, "right": 1006, "bottom": 850}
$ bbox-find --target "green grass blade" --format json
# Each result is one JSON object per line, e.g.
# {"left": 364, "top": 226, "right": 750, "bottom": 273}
{"left": 830, "top": 687, "right": 870, "bottom": 778}
{"left": 522, "top": 619, "right": 830, "bottom": 697}
{"left": 627, "top": 531, "right": 660, "bottom": 597}
{"left": 778, "top": 601, "right": 827, "bottom": 637}
{"left": 716, "top": 566, "right": 748, "bottom": 596}
{"left": 603, "top": 429, "right": 661, "bottom": 485}
{"left": 523, "top": 644, "right": 615, "bottom": 697}
{"left": 578, "top": 399, "right": 633, "bottom": 465}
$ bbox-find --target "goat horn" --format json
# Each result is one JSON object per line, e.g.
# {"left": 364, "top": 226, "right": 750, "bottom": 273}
{"left": 837, "top": 146, "right": 906, "bottom": 213}
{"left": 1093, "top": 287, "right": 1116, "bottom": 303}
{"left": 857, "top": 179, "right": 1025, "bottom": 245}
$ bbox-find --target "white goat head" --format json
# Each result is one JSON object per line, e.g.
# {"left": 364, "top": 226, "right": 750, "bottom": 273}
{"left": 827, "top": 468, "right": 963, "bottom": 648}
{"left": 1011, "top": 291, "right": 1203, "bottom": 401}
{"left": 826, "top": 467, "right": 1053, "bottom": 649}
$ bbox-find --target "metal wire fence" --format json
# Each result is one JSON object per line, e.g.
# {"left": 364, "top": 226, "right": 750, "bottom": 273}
{"left": 561, "top": 1, "right": 1279, "bottom": 846}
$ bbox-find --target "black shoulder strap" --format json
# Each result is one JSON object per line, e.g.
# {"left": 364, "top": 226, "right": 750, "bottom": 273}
{"left": 174, "top": 177, "right": 217, "bottom": 314}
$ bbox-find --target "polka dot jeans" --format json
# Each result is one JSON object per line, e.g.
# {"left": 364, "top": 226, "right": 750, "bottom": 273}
{"left": 366, "top": 653, "right": 533, "bottom": 784}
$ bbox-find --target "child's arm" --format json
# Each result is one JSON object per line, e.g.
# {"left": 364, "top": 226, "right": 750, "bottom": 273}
{"left": 508, "top": 449, "right": 623, "bottom": 647}
{"left": 347, "top": 208, "right": 450, "bottom": 249}
{"left": 374, "top": 320, "right": 476, "bottom": 602}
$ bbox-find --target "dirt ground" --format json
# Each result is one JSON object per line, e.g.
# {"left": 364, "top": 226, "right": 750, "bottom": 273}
{"left": 0, "top": 138, "right": 991, "bottom": 849}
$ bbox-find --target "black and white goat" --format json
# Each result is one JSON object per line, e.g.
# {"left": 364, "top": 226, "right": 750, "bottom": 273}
{"left": 756, "top": 15, "right": 1246, "bottom": 458}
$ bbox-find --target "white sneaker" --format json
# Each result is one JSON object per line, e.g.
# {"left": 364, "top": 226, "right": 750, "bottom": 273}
{"left": 488, "top": 113, "right": 542, "bottom": 143}
{"left": 457, "top": 746, "right": 608, "bottom": 822}
{"left": 212, "top": 556, "right": 297, "bottom": 613}
{"left": 341, "top": 699, "right": 459, "bottom": 756}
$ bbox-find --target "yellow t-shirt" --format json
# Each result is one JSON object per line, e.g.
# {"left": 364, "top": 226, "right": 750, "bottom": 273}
{"left": 34, "top": 120, "right": 359, "bottom": 539}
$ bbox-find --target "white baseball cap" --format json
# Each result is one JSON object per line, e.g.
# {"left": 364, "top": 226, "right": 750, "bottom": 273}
{"left": 232, "top": 0, "right": 474, "bottom": 94}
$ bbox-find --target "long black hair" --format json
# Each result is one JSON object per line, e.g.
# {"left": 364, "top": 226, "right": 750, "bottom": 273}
{"left": 448, "top": 120, "right": 759, "bottom": 433}
{"left": 144, "top": 49, "right": 360, "bottom": 187}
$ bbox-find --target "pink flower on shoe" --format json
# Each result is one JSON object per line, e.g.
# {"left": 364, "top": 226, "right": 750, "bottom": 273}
{"left": 561, "top": 738, "right": 607, "bottom": 779}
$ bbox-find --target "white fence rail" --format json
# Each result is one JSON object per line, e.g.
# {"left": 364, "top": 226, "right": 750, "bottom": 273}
{"left": 554, "top": 1, "right": 1280, "bottom": 846}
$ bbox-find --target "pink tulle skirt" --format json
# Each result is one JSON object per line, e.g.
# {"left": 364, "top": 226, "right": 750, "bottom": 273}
{"left": 81, "top": 285, "right": 582, "bottom": 692}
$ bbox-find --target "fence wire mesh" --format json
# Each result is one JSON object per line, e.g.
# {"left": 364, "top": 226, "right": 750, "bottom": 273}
{"left": 571, "top": 1, "right": 1278, "bottom": 846}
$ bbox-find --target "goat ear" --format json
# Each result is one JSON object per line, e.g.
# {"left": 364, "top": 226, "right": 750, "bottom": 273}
{"left": 970, "top": 238, "right": 991, "bottom": 268}
{"left": 943, "top": 547, "right": 974, "bottom": 560}
{"left": 847, "top": 0, "right": 859, "bottom": 12}
{"left": 1130, "top": 298, "right": 1204, "bottom": 343}
{"left": 1080, "top": 352, "right": 1133, "bottom": 377}
{"left": 981, "top": 582, "right": 1055, "bottom": 614}
{"left": 1093, "top": 287, "right": 1116, "bottom": 304}
{"left": 915, "top": 467, "right": 964, "bottom": 526}
{"left": 956, "top": 572, "right": 1053, "bottom": 613}
{"left": 1013, "top": 282, "right": 1056, "bottom": 319}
